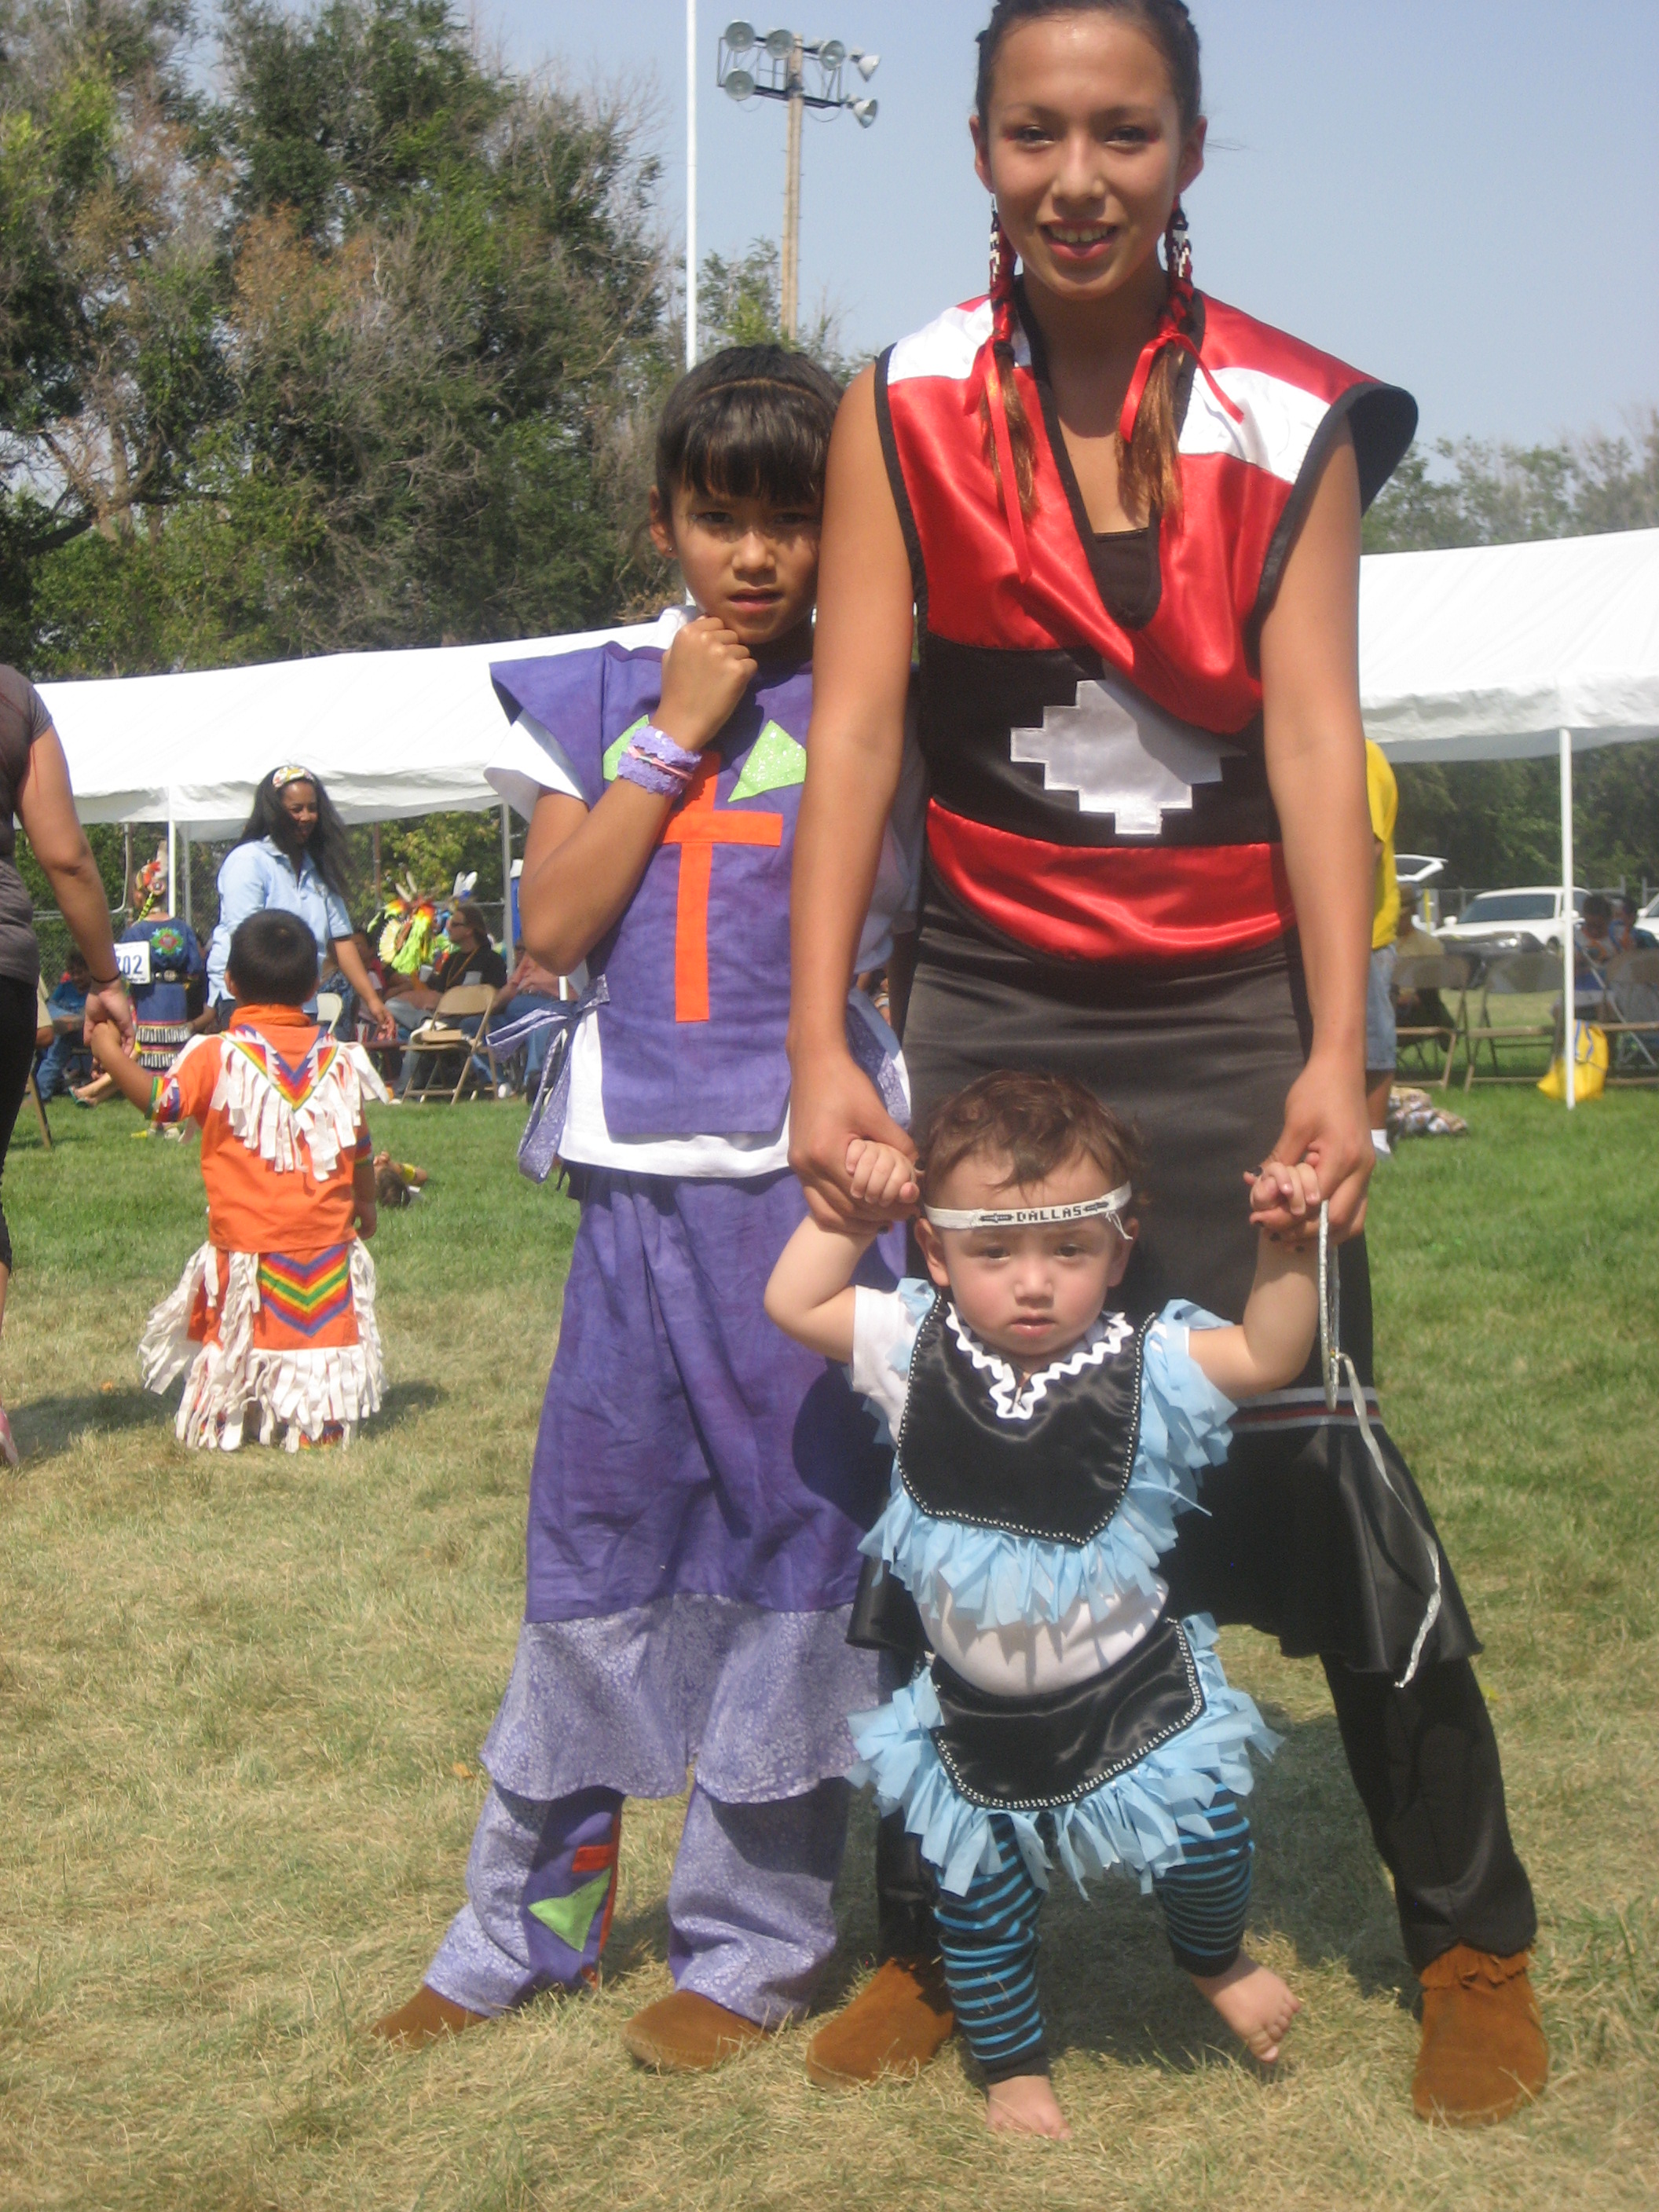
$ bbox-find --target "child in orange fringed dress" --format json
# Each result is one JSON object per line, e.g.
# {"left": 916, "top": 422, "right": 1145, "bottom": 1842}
{"left": 89, "top": 909, "right": 387, "bottom": 1450}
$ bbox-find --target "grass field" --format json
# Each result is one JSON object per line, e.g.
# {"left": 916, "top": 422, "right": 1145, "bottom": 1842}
{"left": 2, "top": 1086, "right": 1656, "bottom": 2211}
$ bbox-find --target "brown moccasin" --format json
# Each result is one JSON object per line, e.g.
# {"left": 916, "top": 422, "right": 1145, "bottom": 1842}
{"left": 621, "top": 1990, "right": 774, "bottom": 2072}
{"left": 804, "top": 1956, "right": 955, "bottom": 2089}
{"left": 371, "top": 1983, "right": 490, "bottom": 2049}
{"left": 1412, "top": 1945, "right": 1548, "bottom": 2125}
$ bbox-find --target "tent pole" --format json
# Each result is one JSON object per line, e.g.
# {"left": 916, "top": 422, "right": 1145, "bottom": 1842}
{"left": 181, "top": 826, "right": 192, "bottom": 928}
{"left": 500, "top": 803, "right": 515, "bottom": 968}
{"left": 1560, "top": 729, "right": 1575, "bottom": 1111}
{"left": 167, "top": 804, "right": 177, "bottom": 923}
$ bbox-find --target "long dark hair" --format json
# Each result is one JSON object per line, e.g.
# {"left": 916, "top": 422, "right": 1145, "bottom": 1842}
{"left": 976, "top": 0, "right": 1203, "bottom": 523}
{"left": 236, "top": 767, "right": 354, "bottom": 899}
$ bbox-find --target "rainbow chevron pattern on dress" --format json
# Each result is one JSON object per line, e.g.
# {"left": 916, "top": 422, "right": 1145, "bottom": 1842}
{"left": 257, "top": 1247, "right": 354, "bottom": 1338}
{"left": 228, "top": 1028, "right": 338, "bottom": 1106}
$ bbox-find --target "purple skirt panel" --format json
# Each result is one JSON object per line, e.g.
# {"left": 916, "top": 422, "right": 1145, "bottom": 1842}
{"left": 524, "top": 1166, "right": 898, "bottom": 1623}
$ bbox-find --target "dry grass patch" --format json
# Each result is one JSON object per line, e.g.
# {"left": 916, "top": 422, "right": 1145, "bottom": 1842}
{"left": 2, "top": 1093, "right": 1655, "bottom": 2209}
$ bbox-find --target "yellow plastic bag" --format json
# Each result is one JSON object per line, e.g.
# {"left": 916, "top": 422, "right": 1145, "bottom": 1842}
{"left": 1538, "top": 1022, "right": 1608, "bottom": 1101}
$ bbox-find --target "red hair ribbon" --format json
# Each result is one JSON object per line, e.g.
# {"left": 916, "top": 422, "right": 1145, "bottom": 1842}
{"left": 1117, "top": 273, "right": 1245, "bottom": 448}
{"left": 985, "top": 207, "right": 1034, "bottom": 582}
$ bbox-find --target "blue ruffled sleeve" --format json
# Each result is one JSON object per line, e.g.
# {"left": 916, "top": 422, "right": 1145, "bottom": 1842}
{"left": 1137, "top": 1299, "right": 1237, "bottom": 1492}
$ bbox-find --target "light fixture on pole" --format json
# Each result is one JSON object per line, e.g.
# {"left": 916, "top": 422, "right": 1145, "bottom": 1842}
{"left": 716, "top": 22, "right": 879, "bottom": 342}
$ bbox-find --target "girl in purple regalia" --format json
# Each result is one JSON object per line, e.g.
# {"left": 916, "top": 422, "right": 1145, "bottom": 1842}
{"left": 373, "top": 348, "right": 923, "bottom": 2071}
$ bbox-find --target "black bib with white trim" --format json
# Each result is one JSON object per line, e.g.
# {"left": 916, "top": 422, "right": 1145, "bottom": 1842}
{"left": 896, "top": 1299, "right": 1152, "bottom": 1546}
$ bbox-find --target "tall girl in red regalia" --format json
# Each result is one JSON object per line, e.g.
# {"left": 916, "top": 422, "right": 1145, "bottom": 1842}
{"left": 786, "top": 0, "right": 1547, "bottom": 2126}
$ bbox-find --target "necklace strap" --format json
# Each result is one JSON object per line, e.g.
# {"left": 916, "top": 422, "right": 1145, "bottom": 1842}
{"left": 923, "top": 1182, "right": 1133, "bottom": 1232}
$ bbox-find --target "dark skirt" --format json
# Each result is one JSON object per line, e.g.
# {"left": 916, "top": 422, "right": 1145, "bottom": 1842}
{"left": 902, "top": 882, "right": 1477, "bottom": 1675}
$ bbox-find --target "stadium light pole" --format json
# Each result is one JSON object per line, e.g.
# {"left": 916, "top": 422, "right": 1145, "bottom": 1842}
{"left": 717, "top": 23, "right": 879, "bottom": 342}
{"left": 687, "top": 0, "right": 698, "bottom": 366}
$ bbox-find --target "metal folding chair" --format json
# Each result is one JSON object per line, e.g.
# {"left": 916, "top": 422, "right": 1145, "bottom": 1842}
{"left": 1599, "top": 949, "right": 1659, "bottom": 1083}
{"left": 400, "top": 985, "right": 498, "bottom": 1104}
{"left": 1461, "top": 952, "right": 1562, "bottom": 1089}
{"left": 1392, "top": 954, "right": 1473, "bottom": 1088}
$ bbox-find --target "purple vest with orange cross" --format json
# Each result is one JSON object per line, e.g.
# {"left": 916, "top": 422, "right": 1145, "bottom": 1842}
{"left": 491, "top": 643, "right": 811, "bottom": 1141}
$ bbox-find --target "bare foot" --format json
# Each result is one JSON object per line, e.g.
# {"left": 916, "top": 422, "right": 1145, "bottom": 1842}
{"left": 1191, "top": 1950, "right": 1302, "bottom": 2062}
{"left": 987, "top": 2072, "right": 1071, "bottom": 2139}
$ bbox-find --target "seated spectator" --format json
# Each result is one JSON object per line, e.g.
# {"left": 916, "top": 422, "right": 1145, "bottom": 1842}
{"left": 386, "top": 902, "right": 507, "bottom": 1035}
{"left": 389, "top": 899, "right": 506, "bottom": 1096}
{"left": 324, "top": 928, "right": 390, "bottom": 1037}
{"left": 1575, "top": 895, "right": 1618, "bottom": 1009}
{"left": 1610, "top": 895, "right": 1654, "bottom": 954}
{"left": 1390, "top": 892, "right": 1450, "bottom": 1038}
{"left": 478, "top": 949, "right": 565, "bottom": 1096}
{"left": 35, "top": 950, "right": 93, "bottom": 1101}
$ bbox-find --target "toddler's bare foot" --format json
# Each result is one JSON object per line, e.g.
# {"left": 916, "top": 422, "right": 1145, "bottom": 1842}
{"left": 1191, "top": 1950, "right": 1302, "bottom": 2062}
{"left": 986, "top": 2071, "right": 1071, "bottom": 2139}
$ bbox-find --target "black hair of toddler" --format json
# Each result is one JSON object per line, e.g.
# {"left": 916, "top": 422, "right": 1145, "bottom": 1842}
{"left": 226, "top": 910, "right": 320, "bottom": 1007}
{"left": 654, "top": 344, "right": 842, "bottom": 516}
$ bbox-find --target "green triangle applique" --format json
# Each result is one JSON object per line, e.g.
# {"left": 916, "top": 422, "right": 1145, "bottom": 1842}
{"left": 527, "top": 1869, "right": 613, "bottom": 1954}
{"left": 729, "top": 720, "right": 807, "bottom": 801}
{"left": 602, "top": 716, "right": 650, "bottom": 783}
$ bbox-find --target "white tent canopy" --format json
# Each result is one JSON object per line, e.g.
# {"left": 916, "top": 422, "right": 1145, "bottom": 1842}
{"left": 1359, "top": 528, "right": 1659, "bottom": 764}
{"left": 36, "top": 616, "right": 672, "bottom": 836}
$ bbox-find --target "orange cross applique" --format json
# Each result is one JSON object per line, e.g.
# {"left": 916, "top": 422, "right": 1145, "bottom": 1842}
{"left": 660, "top": 753, "right": 783, "bottom": 1022}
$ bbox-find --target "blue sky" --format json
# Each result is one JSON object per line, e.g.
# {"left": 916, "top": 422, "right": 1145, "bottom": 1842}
{"left": 483, "top": 0, "right": 1658, "bottom": 449}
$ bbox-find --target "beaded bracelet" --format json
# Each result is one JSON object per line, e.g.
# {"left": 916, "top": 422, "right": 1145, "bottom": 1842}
{"left": 615, "top": 723, "right": 701, "bottom": 798}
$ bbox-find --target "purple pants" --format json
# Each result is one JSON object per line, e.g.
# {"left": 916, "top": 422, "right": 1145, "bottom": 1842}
{"left": 426, "top": 1776, "right": 851, "bottom": 2025}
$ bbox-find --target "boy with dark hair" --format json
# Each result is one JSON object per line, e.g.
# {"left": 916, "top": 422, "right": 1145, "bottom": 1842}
{"left": 89, "top": 910, "right": 388, "bottom": 1450}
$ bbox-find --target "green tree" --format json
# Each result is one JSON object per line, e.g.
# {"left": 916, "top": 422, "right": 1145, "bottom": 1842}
{"left": 5, "top": 0, "right": 674, "bottom": 676}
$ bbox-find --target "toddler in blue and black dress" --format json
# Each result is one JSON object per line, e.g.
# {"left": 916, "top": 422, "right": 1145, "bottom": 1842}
{"left": 766, "top": 1068, "right": 1320, "bottom": 2139}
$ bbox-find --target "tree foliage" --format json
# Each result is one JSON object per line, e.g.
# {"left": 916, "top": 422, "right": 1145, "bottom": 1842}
{"left": 1364, "top": 414, "right": 1659, "bottom": 894}
{"left": 2, "top": 0, "right": 672, "bottom": 672}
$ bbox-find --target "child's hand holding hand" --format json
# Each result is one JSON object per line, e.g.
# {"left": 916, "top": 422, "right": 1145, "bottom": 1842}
{"left": 845, "top": 1137, "right": 919, "bottom": 1217}
{"left": 1246, "top": 1159, "right": 1322, "bottom": 1233}
{"left": 656, "top": 617, "right": 759, "bottom": 752}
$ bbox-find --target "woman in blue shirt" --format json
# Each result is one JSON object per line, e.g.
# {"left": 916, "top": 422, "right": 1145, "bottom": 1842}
{"left": 207, "top": 767, "right": 391, "bottom": 1031}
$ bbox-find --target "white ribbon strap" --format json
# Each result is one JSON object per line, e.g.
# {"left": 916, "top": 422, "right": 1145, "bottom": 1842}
{"left": 924, "top": 1181, "right": 1133, "bottom": 1233}
{"left": 1318, "top": 1202, "right": 1442, "bottom": 1689}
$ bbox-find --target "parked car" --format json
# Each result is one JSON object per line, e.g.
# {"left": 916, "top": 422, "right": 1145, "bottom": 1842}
{"left": 1439, "top": 886, "right": 1586, "bottom": 954}
{"left": 1395, "top": 854, "right": 1445, "bottom": 887}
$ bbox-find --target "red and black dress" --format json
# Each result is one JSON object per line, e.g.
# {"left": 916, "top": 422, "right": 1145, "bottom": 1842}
{"left": 874, "top": 287, "right": 1536, "bottom": 1971}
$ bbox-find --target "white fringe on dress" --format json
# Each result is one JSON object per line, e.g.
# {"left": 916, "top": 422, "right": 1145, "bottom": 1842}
{"left": 139, "top": 1240, "right": 384, "bottom": 1452}
{"left": 201, "top": 1032, "right": 389, "bottom": 1178}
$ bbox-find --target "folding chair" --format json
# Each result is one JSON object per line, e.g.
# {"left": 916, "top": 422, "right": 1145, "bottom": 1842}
{"left": 27, "top": 1068, "right": 51, "bottom": 1150}
{"left": 1461, "top": 952, "right": 1563, "bottom": 1089}
{"left": 399, "top": 984, "right": 498, "bottom": 1104}
{"left": 314, "top": 991, "right": 345, "bottom": 1037}
{"left": 1392, "top": 954, "right": 1472, "bottom": 1088}
{"left": 1599, "top": 949, "right": 1659, "bottom": 1084}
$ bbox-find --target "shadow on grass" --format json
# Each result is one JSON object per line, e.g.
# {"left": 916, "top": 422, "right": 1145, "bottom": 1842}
{"left": 12, "top": 1378, "right": 444, "bottom": 1459}
{"left": 13, "top": 1385, "right": 174, "bottom": 1454}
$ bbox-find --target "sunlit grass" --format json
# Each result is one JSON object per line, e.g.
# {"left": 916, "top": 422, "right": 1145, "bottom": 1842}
{"left": 2, "top": 1090, "right": 1655, "bottom": 2210}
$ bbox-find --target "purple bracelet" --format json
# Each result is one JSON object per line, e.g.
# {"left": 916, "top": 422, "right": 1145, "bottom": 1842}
{"left": 615, "top": 723, "right": 702, "bottom": 798}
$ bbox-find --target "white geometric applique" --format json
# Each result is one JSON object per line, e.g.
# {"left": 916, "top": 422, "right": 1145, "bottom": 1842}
{"left": 1009, "top": 676, "right": 1240, "bottom": 838}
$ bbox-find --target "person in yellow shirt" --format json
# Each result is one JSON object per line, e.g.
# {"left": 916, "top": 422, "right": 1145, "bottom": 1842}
{"left": 1365, "top": 740, "right": 1400, "bottom": 1153}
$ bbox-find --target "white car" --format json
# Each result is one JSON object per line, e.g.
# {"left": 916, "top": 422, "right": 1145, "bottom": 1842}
{"left": 1439, "top": 886, "right": 1586, "bottom": 953}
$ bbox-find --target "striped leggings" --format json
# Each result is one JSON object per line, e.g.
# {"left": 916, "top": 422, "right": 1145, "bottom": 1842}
{"left": 933, "top": 1790, "right": 1254, "bottom": 2082}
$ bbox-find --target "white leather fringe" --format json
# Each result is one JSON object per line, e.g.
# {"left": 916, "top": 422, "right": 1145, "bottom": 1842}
{"left": 139, "top": 1240, "right": 384, "bottom": 1452}
{"left": 175, "top": 1031, "right": 389, "bottom": 1180}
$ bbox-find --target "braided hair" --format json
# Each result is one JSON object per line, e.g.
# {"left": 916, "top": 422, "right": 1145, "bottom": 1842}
{"left": 974, "top": 0, "right": 1203, "bottom": 529}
